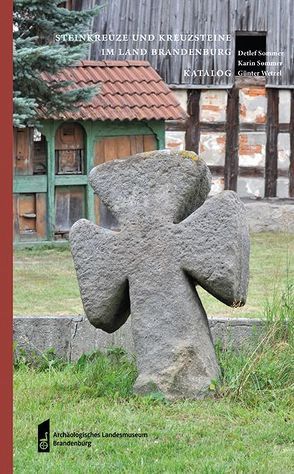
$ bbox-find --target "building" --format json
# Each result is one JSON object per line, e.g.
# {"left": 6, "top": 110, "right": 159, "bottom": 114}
{"left": 13, "top": 60, "right": 186, "bottom": 242}
{"left": 81, "top": 0, "right": 294, "bottom": 199}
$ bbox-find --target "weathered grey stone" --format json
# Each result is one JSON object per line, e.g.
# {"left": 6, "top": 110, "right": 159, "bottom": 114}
{"left": 112, "top": 318, "right": 135, "bottom": 355}
{"left": 70, "top": 317, "right": 112, "bottom": 361}
{"left": 70, "top": 150, "right": 250, "bottom": 400}
{"left": 209, "top": 318, "right": 265, "bottom": 350}
{"left": 13, "top": 316, "right": 73, "bottom": 360}
{"left": 244, "top": 199, "right": 294, "bottom": 233}
{"left": 13, "top": 316, "right": 267, "bottom": 361}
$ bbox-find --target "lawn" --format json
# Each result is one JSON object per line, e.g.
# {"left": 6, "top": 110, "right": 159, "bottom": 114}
{"left": 13, "top": 233, "right": 294, "bottom": 318}
{"left": 13, "top": 248, "right": 294, "bottom": 473}
{"left": 14, "top": 330, "right": 294, "bottom": 474}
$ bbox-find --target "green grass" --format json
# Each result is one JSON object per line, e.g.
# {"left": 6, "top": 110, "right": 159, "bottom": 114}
{"left": 13, "top": 244, "right": 82, "bottom": 316}
{"left": 13, "top": 233, "right": 294, "bottom": 318}
{"left": 13, "top": 234, "right": 294, "bottom": 472}
{"left": 14, "top": 319, "right": 294, "bottom": 474}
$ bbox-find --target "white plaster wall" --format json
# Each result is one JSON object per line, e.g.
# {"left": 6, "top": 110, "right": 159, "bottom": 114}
{"left": 199, "top": 91, "right": 227, "bottom": 122}
{"left": 199, "top": 132, "right": 226, "bottom": 165}
{"left": 277, "top": 178, "right": 290, "bottom": 198}
{"left": 237, "top": 177, "right": 265, "bottom": 199}
{"left": 279, "top": 91, "right": 291, "bottom": 123}
{"left": 172, "top": 90, "right": 188, "bottom": 113}
{"left": 278, "top": 133, "right": 290, "bottom": 170}
{"left": 238, "top": 132, "right": 266, "bottom": 167}
{"left": 239, "top": 88, "right": 267, "bottom": 124}
{"left": 165, "top": 131, "right": 186, "bottom": 151}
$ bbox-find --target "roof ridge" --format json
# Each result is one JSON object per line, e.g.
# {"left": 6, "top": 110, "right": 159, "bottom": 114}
{"left": 74, "top": 79, "right": 162, "bottom": 84}
{"left": 97, "top": 104, "right": 180, "bottom": 111}
{"left": 74, "top": 60, "right": 151, "bottom": 67}
{"left": 102, "top": 91, "right": 172, "bottom": 96}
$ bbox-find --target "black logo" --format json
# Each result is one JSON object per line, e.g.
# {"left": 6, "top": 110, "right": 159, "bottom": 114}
{"left": 38, "top": 419, "right": 50, "bottom": 453}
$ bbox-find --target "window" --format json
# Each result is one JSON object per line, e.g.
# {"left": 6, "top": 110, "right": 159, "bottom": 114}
{"left": 55, "top": 149, "right": 84, "bottom": 174}
{"left": 235, "top": 33, "right": 266, "bottom": 76}
{"left": 55, "top": 123, "right": 85, "bottom": 175}
{"left": 33, "top": 132, "right": 47, "bottom": 174}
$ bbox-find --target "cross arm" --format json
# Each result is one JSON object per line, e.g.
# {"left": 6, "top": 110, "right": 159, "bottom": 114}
{"left": 179, "top": 191, "right": 250, "bottom": 307}
{"left": 70, "top": 219, "right": 130, "bottom": 333}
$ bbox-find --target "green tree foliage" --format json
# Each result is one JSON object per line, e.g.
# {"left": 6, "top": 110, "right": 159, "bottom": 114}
{"left": 13, "top": 0, "right": 100, "bottom": 127}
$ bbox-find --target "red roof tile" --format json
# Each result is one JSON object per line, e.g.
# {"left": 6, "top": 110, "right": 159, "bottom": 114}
{"left": 40, "top": 60, "right": 187, "bottom": 122}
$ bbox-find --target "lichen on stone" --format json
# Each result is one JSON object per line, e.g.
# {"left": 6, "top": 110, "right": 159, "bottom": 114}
{"left": 179, "top": 151, "right": 199, "bottom": 161}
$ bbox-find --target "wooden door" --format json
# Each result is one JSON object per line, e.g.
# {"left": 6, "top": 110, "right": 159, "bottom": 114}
{"left": 55, "top": 186, "right": 85, "bottom": 237}
{"left": 94, "top": 135, "right": 156, "bottom": 166}
{"left": 13, "top": 128, "right": 33, "bottom": 175}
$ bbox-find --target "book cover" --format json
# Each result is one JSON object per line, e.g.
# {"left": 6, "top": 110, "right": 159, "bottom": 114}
{"left": 9, "top": 1, "right": 294, "bottom": 472}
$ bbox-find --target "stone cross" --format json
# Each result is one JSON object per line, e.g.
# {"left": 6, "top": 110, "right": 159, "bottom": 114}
{"left": 70, "top": 150, "right": 249, "bottom": 400}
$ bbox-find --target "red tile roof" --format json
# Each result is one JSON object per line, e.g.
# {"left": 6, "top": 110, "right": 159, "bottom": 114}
{"left": 40, "top": 60, "right": 187, "bottom": 122}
